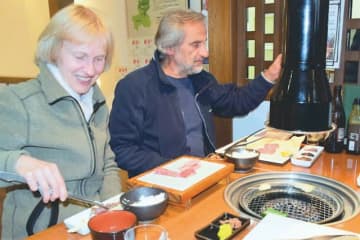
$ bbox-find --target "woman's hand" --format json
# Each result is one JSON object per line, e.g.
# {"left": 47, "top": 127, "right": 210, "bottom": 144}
{"left": 15, "top": 155, "right": 68, "bottom": 203}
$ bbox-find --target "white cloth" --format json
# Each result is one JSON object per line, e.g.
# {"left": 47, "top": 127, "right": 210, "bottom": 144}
{"left": 47, "top": 64, "right": 94, "bottom": 121}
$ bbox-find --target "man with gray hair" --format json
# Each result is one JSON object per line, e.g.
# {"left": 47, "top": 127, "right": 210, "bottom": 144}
{"left": 109, "top": 9, "right": 282, "bottom": 177}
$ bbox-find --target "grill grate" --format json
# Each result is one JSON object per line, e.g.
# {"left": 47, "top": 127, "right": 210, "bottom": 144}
{"left": 238, "top": 186, "right": 344, "bottom": 224}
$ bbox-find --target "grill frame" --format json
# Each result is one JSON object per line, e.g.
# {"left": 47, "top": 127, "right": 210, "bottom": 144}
{"left": 225, "top": 172, "right": 360, "bottom": 225}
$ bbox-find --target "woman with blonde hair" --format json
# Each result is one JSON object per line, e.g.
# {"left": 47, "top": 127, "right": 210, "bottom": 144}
{"left": 0, "top": 4, "right": 121, "bottom": 238}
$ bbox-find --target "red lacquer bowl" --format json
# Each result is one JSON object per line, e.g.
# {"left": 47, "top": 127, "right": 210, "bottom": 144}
{"left": 88, "top": 210, "right": 137, "bottom": 240}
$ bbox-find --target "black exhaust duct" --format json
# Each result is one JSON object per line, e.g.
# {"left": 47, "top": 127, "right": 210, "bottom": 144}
{"left": 269, "top": 0, "right": 332, "bottom": 132}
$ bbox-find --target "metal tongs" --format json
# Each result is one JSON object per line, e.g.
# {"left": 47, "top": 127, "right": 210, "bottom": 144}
{"left": 0, "top": 170, "right": 109, "bottom": 209}
{"left": 224, "top": 128, "right": 265, "bottom": 153}
{"left": 66, "top": 194, "right": 109, "bottom": 210}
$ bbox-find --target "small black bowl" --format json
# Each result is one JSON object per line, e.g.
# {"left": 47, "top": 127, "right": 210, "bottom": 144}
{"left": 120, "top": 187, "right": 168, "bottom": 222}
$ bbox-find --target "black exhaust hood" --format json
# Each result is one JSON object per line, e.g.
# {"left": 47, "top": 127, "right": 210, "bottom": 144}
{"left": 269, "top": 0, "right": 332, "bottom": 132}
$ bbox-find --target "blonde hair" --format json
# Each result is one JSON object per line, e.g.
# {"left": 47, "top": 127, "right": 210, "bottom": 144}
{"left": 155, "top": 9, "right": 205, "bottom": 54}
{"left": 35, "top": 4, "right": 113, "bottom": 70}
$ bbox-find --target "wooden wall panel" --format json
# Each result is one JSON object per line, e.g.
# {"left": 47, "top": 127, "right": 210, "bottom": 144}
{"left": 207, "top": 0, "right": 285, "bottom": 148}
{"left": 208, "top": 0, "right": 237, "bottom": 148}
{"left": 48, "top": 0, "right": 73, "bottom": 17}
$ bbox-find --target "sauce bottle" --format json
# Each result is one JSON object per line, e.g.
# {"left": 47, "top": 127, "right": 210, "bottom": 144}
{"left": 346, "top": 98, "right": 360, "bottom": 154}
{"left": 324, "top": 85, "right": 346, "bottom": 153}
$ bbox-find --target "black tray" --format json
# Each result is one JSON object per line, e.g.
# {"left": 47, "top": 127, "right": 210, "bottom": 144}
{"left": 195, "top": 212, "right": 250, "bottom": 240}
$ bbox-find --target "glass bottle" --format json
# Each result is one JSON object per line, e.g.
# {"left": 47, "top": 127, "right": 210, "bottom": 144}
{"left": 324, "top": 85, "right": 346, "bottom": 153}
{"left": 346, "top": 98, "right": 360, "bottom": 154}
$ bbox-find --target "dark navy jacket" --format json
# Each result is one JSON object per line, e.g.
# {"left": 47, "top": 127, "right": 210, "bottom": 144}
{"left": 109, "top": 51, "right": 273, "bottom": 177}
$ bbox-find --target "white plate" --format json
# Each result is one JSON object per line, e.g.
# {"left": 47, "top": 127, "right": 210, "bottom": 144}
{"left": 258, "top": 154, "right": 290, "bottom": 164}
{"left": 216, "top": 128, "right": 304, "bottom": 165}
{"left": 291, "top": 145, "right": 324, "bottom": 167}
{"left": 64, "top": 194, "right": 123, "bottom": 235}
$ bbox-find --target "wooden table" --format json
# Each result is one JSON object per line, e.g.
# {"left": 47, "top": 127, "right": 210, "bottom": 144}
{"left": 27, "top": 151, "right": 360, "bottom": 240}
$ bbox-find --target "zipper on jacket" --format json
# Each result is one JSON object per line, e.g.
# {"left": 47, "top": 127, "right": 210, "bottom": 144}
{"left": 85, "top": 100, "right": 106, "bottom": 173}
{"left": 57, "top": 96, "right": 104, "bottom": 175}
{"left": 87, "top": 124, "right": 94, "bottom": 141}
{"left": 86, "top": 100, "right": 105, "bottom": 142}
{"left": 194, "top": 92, "right": 216, "bottom": 152}
{"left": 76, "top": 99, "right": 105, "bottom": 196}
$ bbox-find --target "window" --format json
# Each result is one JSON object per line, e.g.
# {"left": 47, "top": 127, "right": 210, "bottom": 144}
{"left": 340, "top": 0, "right": 360, "bottom": 84}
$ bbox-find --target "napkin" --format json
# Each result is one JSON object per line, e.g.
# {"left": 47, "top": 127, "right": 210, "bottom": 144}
{"left": 244, "top": 214, "right": 359, "bottom": 240}
{"left": 64, "top": 194, "right": 123, "bottom": 235}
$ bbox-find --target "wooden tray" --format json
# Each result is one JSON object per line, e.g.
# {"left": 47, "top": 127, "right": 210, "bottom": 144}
{"left": 127, "top": 155, "right": 234, "bottom": 208}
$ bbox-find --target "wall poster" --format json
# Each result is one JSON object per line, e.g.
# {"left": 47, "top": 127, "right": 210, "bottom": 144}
{"left": 119, "top": 0, "right": 188, "bottom": 78}
{"left": 326, "top": 0, "right": 345, "bottom": 69}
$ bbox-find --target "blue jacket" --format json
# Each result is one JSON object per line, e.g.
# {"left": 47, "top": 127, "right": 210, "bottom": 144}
{"left": 109, "top": 51, "right": 273, "bottom": 177}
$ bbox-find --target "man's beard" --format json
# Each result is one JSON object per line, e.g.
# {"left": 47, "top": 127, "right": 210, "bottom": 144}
{"left": 179, "top": 63, "right": 203, "bottom": 75}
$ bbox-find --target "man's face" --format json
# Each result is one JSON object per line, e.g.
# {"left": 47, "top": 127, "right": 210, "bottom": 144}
{"left": 172, "top": 21, "right": 209, "bottom": 77}
{"left": 55, "top": 40, "right": 106, "bottom": 95}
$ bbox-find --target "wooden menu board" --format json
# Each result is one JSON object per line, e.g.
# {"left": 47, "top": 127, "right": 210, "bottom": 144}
{"left": 127, "top": 155, "right": 234, "bottom": 208}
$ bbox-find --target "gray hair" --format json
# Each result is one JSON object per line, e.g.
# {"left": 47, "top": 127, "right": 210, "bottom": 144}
{"left": 35, "top": 4, "right": 113, "bottom": 70}
{"left": 155, "top": 9, "right": 206, "bottom": 54}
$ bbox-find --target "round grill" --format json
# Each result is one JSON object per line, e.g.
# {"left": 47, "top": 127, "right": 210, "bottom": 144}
{"left": 238, "top": 185, "right": 344, "bottom": 224}
{"left": 224, "top": 172, "right": 360, "bottom": 225}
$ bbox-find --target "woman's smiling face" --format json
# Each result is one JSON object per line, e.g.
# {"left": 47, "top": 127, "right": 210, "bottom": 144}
{"left": 55, "top": 40, "right": 107, "bottom": 95}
